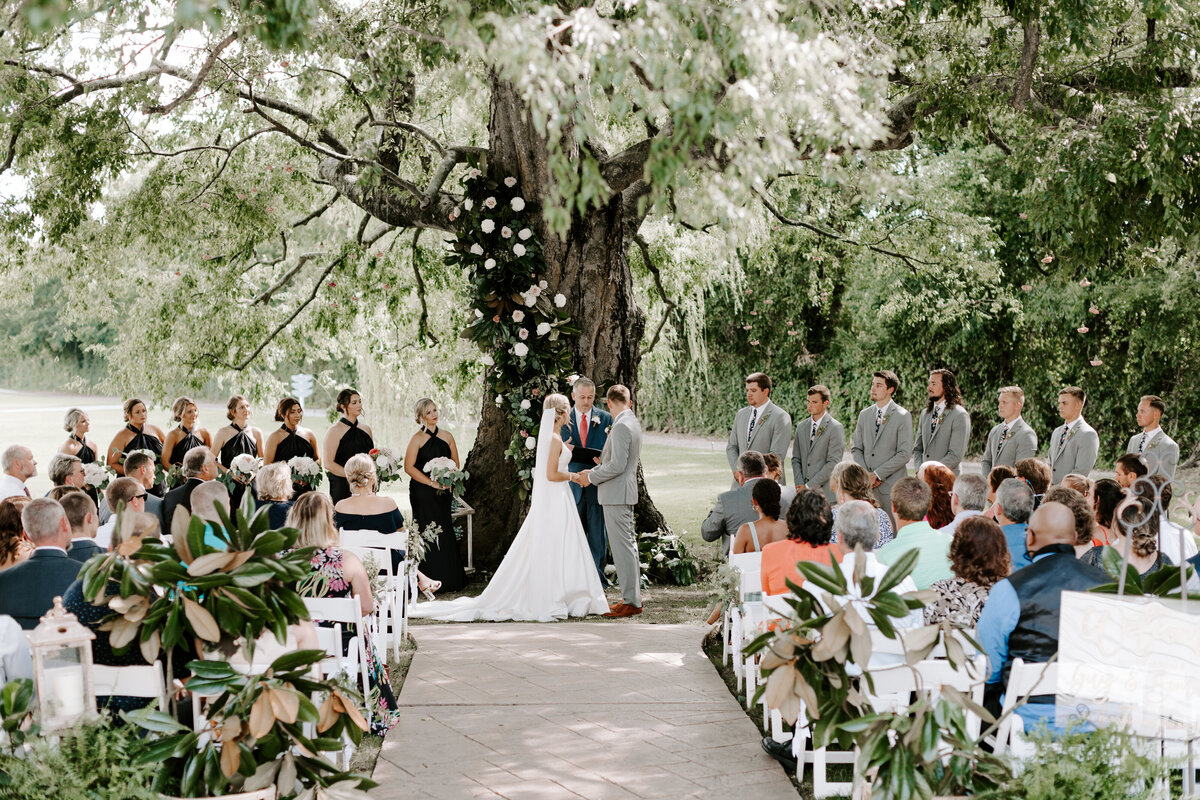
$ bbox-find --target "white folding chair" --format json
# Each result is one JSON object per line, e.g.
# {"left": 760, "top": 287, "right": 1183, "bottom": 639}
{"left": 994, "top": 658, "right": 1058, "bottom": 758}
{"left": 339, "top": 529, "right": 407, "bottom": 660}
{"left": 303, "top": 596, "right": 372, "bottom": 706}
{"left": 93, "top": 662, "right": 168, "bottom": 712}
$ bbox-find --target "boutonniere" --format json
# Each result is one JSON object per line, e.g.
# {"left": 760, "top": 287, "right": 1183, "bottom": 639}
{"left": 604, "top": 425, "right": 612, "bottom": 435}
{"left": 815, "top": 422, "right": 828, "bottom": 438}
{"left": 1062, "top": 425, "right": 1080, "bottom": 446}
{"left": 757, "top": 411, "right": 771, "bottom": 427}
{"left": 880, "top": 413, "right": 891, "bottom": 427}
{"left": 591, "top": 416, "right": 600, "bottom": 428}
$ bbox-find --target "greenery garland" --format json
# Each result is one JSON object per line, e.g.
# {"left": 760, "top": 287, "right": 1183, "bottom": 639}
{"left": 446, "top": 168, "right": 578, "bottom": 496}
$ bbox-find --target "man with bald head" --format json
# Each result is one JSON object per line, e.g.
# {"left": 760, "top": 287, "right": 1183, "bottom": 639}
{"left": 977, "top": 501, "right": 1109, "bottom": 729}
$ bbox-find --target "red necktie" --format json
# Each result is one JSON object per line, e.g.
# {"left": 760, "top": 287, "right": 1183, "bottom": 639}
{"left": 580, "top": 413, "right": 588, "bottom": 447}
{"left": 23, "top": 486, "right": 30, "bottom": 497}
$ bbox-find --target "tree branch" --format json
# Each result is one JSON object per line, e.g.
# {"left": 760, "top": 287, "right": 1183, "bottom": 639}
{"left": 1011, "top": 19, "right": 1040, "bottom": 110}
{"left": 634, "top": 234, "right": 676, "bottom": 354}
{"left": 410, "top": 229, "right": 439, "bottom": 344}
{"left": 318, "top": 156, "right": 457, "bottom": 233}
{"left": 145, "top": 32, "right": 237, "bottom": 114}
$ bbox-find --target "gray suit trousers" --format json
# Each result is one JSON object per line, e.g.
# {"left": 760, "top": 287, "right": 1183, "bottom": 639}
{"left": 603, "top": 504, "right": 640, "bottom": 607}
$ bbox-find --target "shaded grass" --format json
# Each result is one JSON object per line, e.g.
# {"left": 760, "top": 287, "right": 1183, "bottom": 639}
{"left": 349, "top": 640, "right": 417, "bottom": 777}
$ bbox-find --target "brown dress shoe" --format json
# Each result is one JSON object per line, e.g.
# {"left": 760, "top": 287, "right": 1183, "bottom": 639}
{"left": 603, "top": 604, "right": 643, "bottom": 618}
{"left": 608, "top": 602, "right": 629, "bottom": 613}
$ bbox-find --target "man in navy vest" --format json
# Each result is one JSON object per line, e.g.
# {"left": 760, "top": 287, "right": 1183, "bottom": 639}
{"left": 562, "top": 377, "right": 612, "bottom": 584}
{"left": 977, "top": 501, "right": 1109, "bottom": 730}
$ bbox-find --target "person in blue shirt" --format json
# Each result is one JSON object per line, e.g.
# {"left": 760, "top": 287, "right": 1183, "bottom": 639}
{"left": 977, "top": 501, "right": 1109, "bottom": 733}
{"left": 994, "top": 478, "right": 1035, "bottom": 571}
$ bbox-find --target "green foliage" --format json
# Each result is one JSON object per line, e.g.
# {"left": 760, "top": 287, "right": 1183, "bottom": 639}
{"left": 1091, "top": 546, "right": 1200, "bottom": 598}
{"left": 0, "top": 679, "right": 39, "bottom": 755}
{"left": 638, "top": 529, "right": 699, "bottom": 586}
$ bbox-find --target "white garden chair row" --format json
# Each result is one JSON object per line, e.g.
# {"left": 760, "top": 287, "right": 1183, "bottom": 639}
{"left": 339, "top": 528, "right": 416, "bottom": 662}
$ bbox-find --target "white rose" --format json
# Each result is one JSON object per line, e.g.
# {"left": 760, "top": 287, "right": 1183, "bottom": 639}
{"left": 481, "top": 219, "right": 495, "bottom": 233}
{"left": 522, "top": 293, "right": 536, "bottom": 308}
{"left": 469, "top": 243, "right": 484, "bottom": 255}
{"left": 481, "top": 354, "right": 494, "bottom": 366}
{"left": 484, "top": 196, "right": 497, "bottom": 209}
{"left": 518, "top": 228, "right": 532, "bottom": 240}
{"left": 513, "top": 243, "right": 526, "bottom": 257}
{"left": 538, "top": 280, "right": 548, "bottom": 290}
{"left": 501, "top": 226, "right": 513, "bottom": 238}
{"left": 511, "top": 197, "right": 525, "bottom": 211}
{"left": 474, "top": 309, "right": 483, "bottom": 318}
{"left": 525, "top": 435, "right": 536, "bottom": 450}
{"left": 554, "top": 293, "right": 566, "bottom": 308}
{"left": 484, "top": 258, "right": 496, "bottom": 270}
{"left": 495, "top": 394, "right": 502, "bottom": 405}
{"left": 568, "top": 374, "right": 579, "bottom": 384}
{"left": 504, "top": 177, "right": 517, "bottom": 187}
{"left": 654, "top": 552, "right": 666, "bottom": 563}
{"left": 463, "top": 198, "right": 473, "bottom": 211}
{"left": 514, "top": 342, "right": 529, "bottom": 357}
{"left": 520, "top": 399, "right": 531, "bottom": 410}
{"left": 527, "top": 284, "right": 541, "bottom": 297}
{"left": 469, "top": 168, "right": 481, "bottom": 178}
{"left": 518, "top": 328, "right": 529, "bottom": 340}
{"left": 513, "top": 310, "right": 525, "bottom": 322}
{"left": 537, "top": 322, "right": 551, "bottom": 336}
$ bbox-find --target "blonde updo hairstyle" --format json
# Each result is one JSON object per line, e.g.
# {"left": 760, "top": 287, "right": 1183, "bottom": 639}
{"left": 544, "top": 393, "right": 569, "bottom": 419}
{"left": 286, "top": 492, "right": 338, "bottom": 549}
{"left": 413, "top": 397, "right": 436, "bottom": 425}
{"left": 172, "top": 396, "right": 196, "bottom": 422}
{"left": 64, "top": 408, "right": 86, "bottom": 434}
{"left": 344, "top": 453, "right": 377, "bottom": 491}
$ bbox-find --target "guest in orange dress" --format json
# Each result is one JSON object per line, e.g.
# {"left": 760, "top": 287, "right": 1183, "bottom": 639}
{"left": 761, "top": 488, "right": 844, "bottom": 595}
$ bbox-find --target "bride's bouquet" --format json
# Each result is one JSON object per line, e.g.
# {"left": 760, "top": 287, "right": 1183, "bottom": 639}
{"left": 370, "top": 447, "right": 403, "bottom": 484}
{"left": 82, "top": 462, "right": 111, "bottom": 492}
{"left": 423, "top": 457, "right": 468, "bottom": 497}
{"left": 221, "top": 453, "right": 261, "bottom": 492}
{"left": 288, "top": 455, "right": 324, "bottom": 489}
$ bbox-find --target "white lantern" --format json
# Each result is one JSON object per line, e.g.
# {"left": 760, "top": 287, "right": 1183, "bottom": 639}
{"left": 27, "top": 596, "right": 96, "bottom": 730}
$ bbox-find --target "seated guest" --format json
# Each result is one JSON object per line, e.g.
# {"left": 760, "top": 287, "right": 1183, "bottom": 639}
{"left": 994, "top": 478, "right": 1035, "bottom": 571}
{"left": 334, "top": 454, "right": 423, "bottom": 584}
{"left": 191, "top": 481, "right": 232, "bottom": 549}
{"left": 918, "top": 462, "right": 956, "bottom": 529}
{"left": 1061, "top": 473, "right": 1092, "bottom": 500}
{"left": 829, "top": 462, "right": 894, "bottom": 549}
{"left": 760, "top": 489, "right": 844, "bottom": 595}
{"left": 702, "top": 451, "right": 791, "bottom": 555}
{"left": 60, "top": 491, "right": 104, "bottom": 564}
{"left": 731, "top": 479, "right": 788, "bottom": 555}
{"left": 978, "top": 501, "right": 1111, "bottom": 727}
{"left": 0, "top": 498, "right": 33, "bottom": 570}
{"left": 47, "top": 453, "right": 86, "bottom": 492}
{"left": 47, "top": 486, "right": 82, "bottom": 501}
{"left": 96, "top": 477, "right": 146, "bottom": 550}
{"left": 1014, "top": 458, "right": 1052, "bottom": 510}
{"left": 0, "top": 445, "right": 36, "bottom": 502}
{"left": 1042, "top": 486, "right": 1095, "bottom": 558}
{"left": 255, "top": 463, "right": 295, "bottom": 529}
{"left": 925, "top": 516, "right": 1011, "bottom": 627}
{"left": 939, "top": 473, "right": 987, "bottom": 535}
{"left": 1134, "top": 475, "right": 1198, "bottom": 562}
{"left": 0, "top": 498, "right": 81, "bottom": 628}
{"left": 762, "top": 453, "right": 796, "bottom": 508}
{"left": 1081, "top": 495, "right": 1173, "bottom": 578}
{"left": 1091, "top": 478, "right": 1123, "bottom": 546}
{"left": 1114, "top": 453, "right": 1147, "bottom": 490}
{"left": 875, "top": 477, "right": 953, "bottom": 589}
{"left": 161, "top": 446, "right": 218, "bottom": 529}
{"left": 0, "top": 613, "right": 32, "bottom": 684}
{"left": 122, "top": 451, "right": 164, "bottom": 517}
{"left": 982, "top": 465, "right": 1017, "bottom": 520}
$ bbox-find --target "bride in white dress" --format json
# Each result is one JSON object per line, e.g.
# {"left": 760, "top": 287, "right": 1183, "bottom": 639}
{"left": 409, "top": 393, "right": 610, "bottom": 622}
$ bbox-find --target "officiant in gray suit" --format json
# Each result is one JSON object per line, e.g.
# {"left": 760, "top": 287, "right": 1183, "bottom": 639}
{"left": 980, "top": 386, "right": 1039, "bottom": 476}
{"left": 913, "top": 369, "right": 971, "bottom": 475}
{"left": 791, "top": 385, "right": 844, "bottom": 503}
{"left": 1048, "top": 386, "right": 1099, "bottom": 484}
{"left": 578, "top": 385, "right": 643, "bottom": 618}
{"left": 726, "top": 372, "right": 792, "bottom": 487}
{"left": 850, "top": 370, "right": 913, "bottom": 530}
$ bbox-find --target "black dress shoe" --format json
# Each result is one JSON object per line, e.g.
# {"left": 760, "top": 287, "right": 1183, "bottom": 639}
{"left": 761, "top": 737, "right": 797, "bottom": 771}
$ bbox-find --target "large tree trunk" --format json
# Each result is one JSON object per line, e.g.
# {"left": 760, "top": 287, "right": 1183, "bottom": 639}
{"left": 462, "top": 76, "right": 666, "bottom": 569}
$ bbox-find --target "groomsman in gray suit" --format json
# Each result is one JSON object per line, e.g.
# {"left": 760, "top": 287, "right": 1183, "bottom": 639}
{"left": 912, "top": 369, "right": 971, "bottom": 475}
{"left": 726, "top": 373, "right": 792, "bottom": 487}
{"left": 850, "top": 370, "right": 913, "bottom": 530}
{"left": 1126, "top": 395, "right": 1179, "bottom": 479}
{"left": 980, "top": 386, "right": 1038, "bottom": 476}
{"left": 578, "top": 385, "right": 644, "bottom": 618}
{"left": 1048, "top": 386, "right": 1099, "bottom": 484}
{"left": 791, "top": 385, "right": 845, "bottom": 504}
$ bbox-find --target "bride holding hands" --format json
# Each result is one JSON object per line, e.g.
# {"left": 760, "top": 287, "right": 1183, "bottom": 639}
{"left": 411, "top": 393, "right": 609, "bottom": 622}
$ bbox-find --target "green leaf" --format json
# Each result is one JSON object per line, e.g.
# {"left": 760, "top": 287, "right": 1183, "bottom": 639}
{"left": 874, "top": 548, "right": 920, "bottom": 595}
{"left": 123, "top": 707, "right": 189, "bottom": 734}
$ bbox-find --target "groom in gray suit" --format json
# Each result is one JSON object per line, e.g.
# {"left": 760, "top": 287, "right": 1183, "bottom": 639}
{"left": 578, "top": 385, "right": 643, "bottom": 618}
{"left": 791, "top": 385, "right": 844, "bottom": 504}
{"left": 980, "top": 386, "right": 1038, "bottom": 476}
{"left": 726, "top": 372, "right": 792, "bottom": 487}
{"left": 1048, "top": 386, "right": 1099, "bottom": 484}
{"left": 850, "top": 370, "right": 913, "bottom": 531}
{"left": 913, "top": 369, "right": 971, "bottom": 475}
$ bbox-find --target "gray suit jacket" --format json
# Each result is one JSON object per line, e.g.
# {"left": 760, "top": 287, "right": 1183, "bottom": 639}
{"left": 980, "top": 418, "right": 1038, "bottom": 475}
{"left": 701, "top": 477, "right": 793, "bottom": 553}
{"left": 1126, "top": 430, "right": 1179, "bottom": 479}
{"left": 726, "top": 401, "right": 793, "bottom": 483}
{"left": 1048, "top": 419, "right": 1100, "bottom": 483}
{"left": 913, "top": 405, "right": 971, "bottom": 475}
{"left": 850, "top": 403, "right": 913, "bottom": 491}
{"left": 589, "top": 410, "right": 642, "bottom": 505}
{"left": 791, "top": 416, "right": 845, "bottom": 503}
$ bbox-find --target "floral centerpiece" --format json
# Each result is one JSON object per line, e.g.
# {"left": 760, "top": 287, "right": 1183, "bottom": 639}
{"left": 288, "top": 455, "right": 324, "bottom": 489}
{"left": 423, "top": 457, "right": 468, "bottom": 498}
{"left": 370, "top": 447, "right": 402, "bottom": 484}
{"left": 220, "top": 453, "right": 261, "bottom": 492}
{"left": 82, "top": 461, "right": 111, "bottom": 493}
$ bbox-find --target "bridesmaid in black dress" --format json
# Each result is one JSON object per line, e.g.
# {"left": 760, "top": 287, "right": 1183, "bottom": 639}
{"left": 59, "top": 408, "right": 100, "bottom": 505}
{"left": 211, "top": 395, "right": 265, "bottom": 511}
{"left": 162, "top": 396, "right": 212, "bottom": 471}
{"left": 403, "top": 397, "right": 466, "bottom": 592}
{"left": 264, "top": 397, "right": 322, "bottom": 497}
{"left": 106, "top": 399, "right": 166, "bottom": 495}
{"left": 323, "top": 389, "right": 374, "bottom": 504}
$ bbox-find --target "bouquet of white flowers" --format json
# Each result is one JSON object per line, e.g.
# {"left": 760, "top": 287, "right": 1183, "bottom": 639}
{"left": 370, "top": 447, "right": 403, "bottom": 484}
{"left": 82, "top": 462, "right": 111, "bottom": 492}
{"left": 288, "top": 455, "right": 324, "bottom": 489}
{"left": 423, "top": 456, "right": 469, "bottom": 498}
{"left": 220, "top": 453, "right": 261, "bottom": 493}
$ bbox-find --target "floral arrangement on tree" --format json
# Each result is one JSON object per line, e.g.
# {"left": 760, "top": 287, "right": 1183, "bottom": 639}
{"left": 220, "top": 453, "right": 261, "bottom": 493}
{"left": 445, "top": 166, "right": 577, "bottom": 496}
{"left": 423, "top": 456, "right": 468, "bottom": 498}
{"left": 370, "top": 447, "right": 402, "bottom": 484}
{"left": 288, "top": 455, "right": 324, "bottom": 489}
{"left": 82, "top": 461, "right": 111, "bottom": 492}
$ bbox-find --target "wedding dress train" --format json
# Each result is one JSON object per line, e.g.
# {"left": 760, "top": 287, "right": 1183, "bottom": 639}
{"left": 409, "top": 409, "right": 609, "bottom": 622}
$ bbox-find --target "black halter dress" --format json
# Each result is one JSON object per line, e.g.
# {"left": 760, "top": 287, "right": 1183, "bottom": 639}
{"left": 328, "top": 418, "right": 373, "bottom": 504}
{"left": 220, "top": 423, "right": 258, "bottom": 511}
{"left": 72, "top": 435, "right": 99, "bottom": 504}
{"left": 408, "top": 427, "right": 466, "bottom": 591}
{"left": 275, "top": 424, "right": 317, "bottom": 497}
{"left": 169, "top": 426, "right": 206, "bottom": 466}
{"left": 122, "top": 424, "right": 164, "bottom": 496}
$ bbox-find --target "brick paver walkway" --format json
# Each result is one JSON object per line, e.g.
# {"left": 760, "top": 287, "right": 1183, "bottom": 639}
{"left": 370, "top": 622, "right": 797, "bottom": 800}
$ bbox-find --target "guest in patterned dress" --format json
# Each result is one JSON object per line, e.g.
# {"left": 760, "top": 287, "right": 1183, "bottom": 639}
{"left": 924, "top": 516, "right": 1011, "bottom": 627}
{"left": 285, "top": 493, "right": 399, "bottom": 734}
{"left": 829, "top": 462, "right": 894, "bottom": 549}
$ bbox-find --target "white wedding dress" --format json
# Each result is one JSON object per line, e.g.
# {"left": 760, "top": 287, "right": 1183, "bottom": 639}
{"left": 410, "top": 408, "right": 609, "bottom": 622}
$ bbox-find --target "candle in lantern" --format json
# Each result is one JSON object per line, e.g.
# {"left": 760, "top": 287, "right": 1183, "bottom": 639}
{"left": 45, "top": 664, "right": 86, "bottom": 719}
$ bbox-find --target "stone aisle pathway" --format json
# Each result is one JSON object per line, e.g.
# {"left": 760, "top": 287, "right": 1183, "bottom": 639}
{"left": 370, "top": 622, "right": 797, "bottom": 800}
